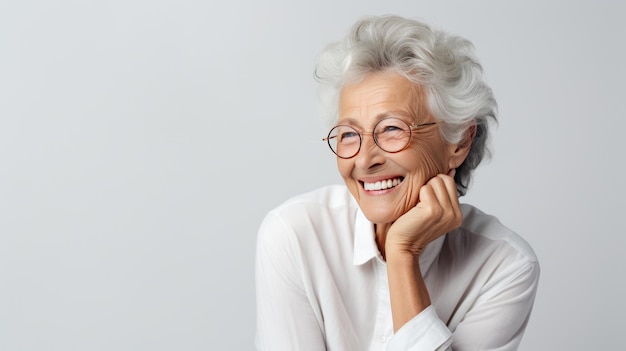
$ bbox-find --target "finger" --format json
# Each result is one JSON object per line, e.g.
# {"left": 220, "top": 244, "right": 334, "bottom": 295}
{"left": 440, "top": 173, "right": 460, "bottom": 208}
{"left": 415, "top": 180, "right": 461, "bottom": 240}
{"left": 432, "top": 175, "right": 462, "bottom": 228}
{"left": 448, "top": 168, "right": 456, "bottom": 178}
{"left": 439, "top": 174, "right": 463, "bottom": 225}
{"left": 429, "top": 176, "right": 453, "bottom": 210}
{"left": 417, "top": 181, "right": 438, "bottom": 209}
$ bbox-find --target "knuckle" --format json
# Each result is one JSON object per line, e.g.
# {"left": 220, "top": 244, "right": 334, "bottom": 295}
{"left": 431, "top": 204, "right": 444, "bottom": 219}
{"left": 430, "top": 176, "right": 444, "bottom": 187}
{"left": 422, "top": 203, "right": 441, "bottom": 218}
{"left": 452, "top": 211, "right": 463, "bottom": 227}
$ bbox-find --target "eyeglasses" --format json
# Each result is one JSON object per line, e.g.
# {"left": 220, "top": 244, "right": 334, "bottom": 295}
{"left": 323, "top": 117, "right": 437, "bottom": 159}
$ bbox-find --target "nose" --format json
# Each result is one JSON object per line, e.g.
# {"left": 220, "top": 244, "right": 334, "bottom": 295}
{"left": 353, "top": 134, "right": 386, "bottom": 170}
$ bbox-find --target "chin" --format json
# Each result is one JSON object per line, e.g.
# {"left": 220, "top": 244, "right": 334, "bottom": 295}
{"left": 360, "top": 207, "right": 404, "bottom": 225}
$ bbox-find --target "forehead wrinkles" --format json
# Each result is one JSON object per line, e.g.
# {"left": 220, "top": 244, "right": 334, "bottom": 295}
{"left": 338, "top": 73, "right": 429, "bottom": 126}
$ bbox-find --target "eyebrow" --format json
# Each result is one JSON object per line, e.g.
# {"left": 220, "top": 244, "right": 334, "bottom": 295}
{"left": 337, "top": 111, "right": 416, "bottom": 127}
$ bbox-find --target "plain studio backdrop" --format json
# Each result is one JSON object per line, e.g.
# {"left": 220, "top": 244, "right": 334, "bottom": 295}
{"left": 1, "top": 0, "right": 624, "bottom": 350}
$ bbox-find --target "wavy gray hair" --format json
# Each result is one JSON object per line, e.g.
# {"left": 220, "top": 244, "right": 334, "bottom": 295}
{"left": 315, "top": 15, "right": 497, "bottom": 196}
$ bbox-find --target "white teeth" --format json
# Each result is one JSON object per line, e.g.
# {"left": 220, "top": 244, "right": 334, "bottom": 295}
{"left": 364, "top": 177, "right": 402, "bottom": 191}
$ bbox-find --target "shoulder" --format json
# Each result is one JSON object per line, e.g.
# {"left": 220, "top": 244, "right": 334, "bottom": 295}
{"left": 258, "top": 185, "right": 356, "bottom": 244}
{"left": 441, "top": 204, "right": 540, "bottom": 297}
{"left": 268, "top": 184, "right": 355, "bottom": 218}
{"left": 257, "top": 185, "right": 358, "bottom": 276}
{"left": 442, "top": 204, "right": 539, "bottom": 282}
{"left": 456, "top": 204, "right": 538, "bottom": 263}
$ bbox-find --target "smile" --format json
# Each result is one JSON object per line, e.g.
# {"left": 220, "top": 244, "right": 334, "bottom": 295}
{"left": 362, "top": 177, "right": 403, "bottom": 191}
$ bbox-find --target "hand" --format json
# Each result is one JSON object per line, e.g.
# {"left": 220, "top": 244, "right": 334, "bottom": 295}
{"left": 386, "top": 169, "right": 463, "bottom": 257}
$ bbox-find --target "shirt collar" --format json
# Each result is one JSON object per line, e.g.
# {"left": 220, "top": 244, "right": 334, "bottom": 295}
{"left": 353, "top": 208, "right": 380, "bottom": 265}
{"left": 352, "top": 207, "right": 446, "bottom": 270}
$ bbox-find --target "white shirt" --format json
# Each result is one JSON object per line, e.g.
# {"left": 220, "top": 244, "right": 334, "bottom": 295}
{"left": 255, "top": 185, "right": 539, "bottom": 351}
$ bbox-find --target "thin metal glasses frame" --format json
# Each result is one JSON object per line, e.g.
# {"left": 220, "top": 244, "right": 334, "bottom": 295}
{"left": 322, "top": 118, "right": 437, "bottom": 159}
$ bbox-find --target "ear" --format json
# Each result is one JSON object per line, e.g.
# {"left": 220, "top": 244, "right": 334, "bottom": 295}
{"left": 447, "top": 124, "right": 476, "bottom": 170}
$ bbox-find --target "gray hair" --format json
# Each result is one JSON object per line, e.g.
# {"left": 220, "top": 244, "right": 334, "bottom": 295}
{"left": 314, "top": 15, "right": 498, "bottom": 196}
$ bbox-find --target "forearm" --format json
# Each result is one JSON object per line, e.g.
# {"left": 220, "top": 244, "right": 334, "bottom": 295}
{"left": 386, "top": 249, "right": 431, "bottom": 332}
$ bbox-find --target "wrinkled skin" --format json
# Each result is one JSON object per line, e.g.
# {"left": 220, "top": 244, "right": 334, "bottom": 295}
{"left": 336, "top": 71, "right": 471, "bottom": 257}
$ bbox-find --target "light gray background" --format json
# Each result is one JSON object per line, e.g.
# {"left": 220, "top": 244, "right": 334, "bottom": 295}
{"left": 2, "top": 0, "right": 624, "bottom": 350}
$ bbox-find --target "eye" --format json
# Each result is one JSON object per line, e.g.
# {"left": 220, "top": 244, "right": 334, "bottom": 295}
{"left": 375, "top": 118, "right": 412, "bottom": 143}
{"left": 340, "top": 131, "right": 359, "bottom": 142}
{"left": 377, "top": 124, "right": 407, "bottom": 137}
{"left": 381, "top": 125, "right": 402, "bottom": 133}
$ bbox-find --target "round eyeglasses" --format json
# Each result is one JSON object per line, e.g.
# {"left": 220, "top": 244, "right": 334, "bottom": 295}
{"left": 323, "top": 117, "right": 437, "bottom": 159}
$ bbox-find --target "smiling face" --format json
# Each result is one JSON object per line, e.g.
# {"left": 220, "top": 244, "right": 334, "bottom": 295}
{"left": 336, "top": 71, "right": 460, "bottom": 225}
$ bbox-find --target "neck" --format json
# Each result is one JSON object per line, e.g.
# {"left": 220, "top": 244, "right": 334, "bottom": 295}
{"left": 374, "top": 223, "right": 392, "bottom": 260}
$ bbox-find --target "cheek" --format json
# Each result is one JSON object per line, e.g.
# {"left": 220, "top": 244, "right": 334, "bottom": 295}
{"left": 405, "top": 142, "right": 448, "bottom": 180}
{"left": 336, "top": 158, "right": 353, "bottom": 181}
{"left": 337, "top": 159, "right": 361, "bottom": 200}
{"left": 398, "top": 145, "right": 446, "bottom": 211}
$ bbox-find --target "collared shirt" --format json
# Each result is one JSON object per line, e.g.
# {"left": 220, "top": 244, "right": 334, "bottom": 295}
{"left": 256, "top": 185, "right": 539, "bottom": 351}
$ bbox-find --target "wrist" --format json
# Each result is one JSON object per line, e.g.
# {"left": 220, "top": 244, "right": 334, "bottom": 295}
{"left": 385, "top": 237, "right": 426, "bottom": 259}
{"left": 385, "top": 245, "right": 420, "bottom": 267}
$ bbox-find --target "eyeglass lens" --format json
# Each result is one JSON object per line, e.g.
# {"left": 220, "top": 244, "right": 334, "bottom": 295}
{"left": 327, "top": 118, "right": 412, "bottom": 158}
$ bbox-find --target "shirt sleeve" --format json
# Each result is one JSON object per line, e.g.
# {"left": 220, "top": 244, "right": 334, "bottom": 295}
{"left": 255, "top": 212, "right": 326, "bottom": 351}
{"left": 386, "top": 306, "right": 452, "bottom": 351}
{"left": 450, "top": 259, "right": 540, "bottom": 350}
{"left": 387, "top": 258, "right": 539, "bottom": 351}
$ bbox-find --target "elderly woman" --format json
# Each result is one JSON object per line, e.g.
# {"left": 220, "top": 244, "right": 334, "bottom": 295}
{"left": 256, "top": 15, "right": 539, "bottom": 351}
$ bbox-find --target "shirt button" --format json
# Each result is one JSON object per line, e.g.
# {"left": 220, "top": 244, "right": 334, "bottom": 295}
{"left": 379, "top": 335, "right": 387, "bottom": 343}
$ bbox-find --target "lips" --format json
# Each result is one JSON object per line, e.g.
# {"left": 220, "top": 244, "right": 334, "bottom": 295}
{"left": 362, "top": 177, "right": 403, "bottom": 191}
